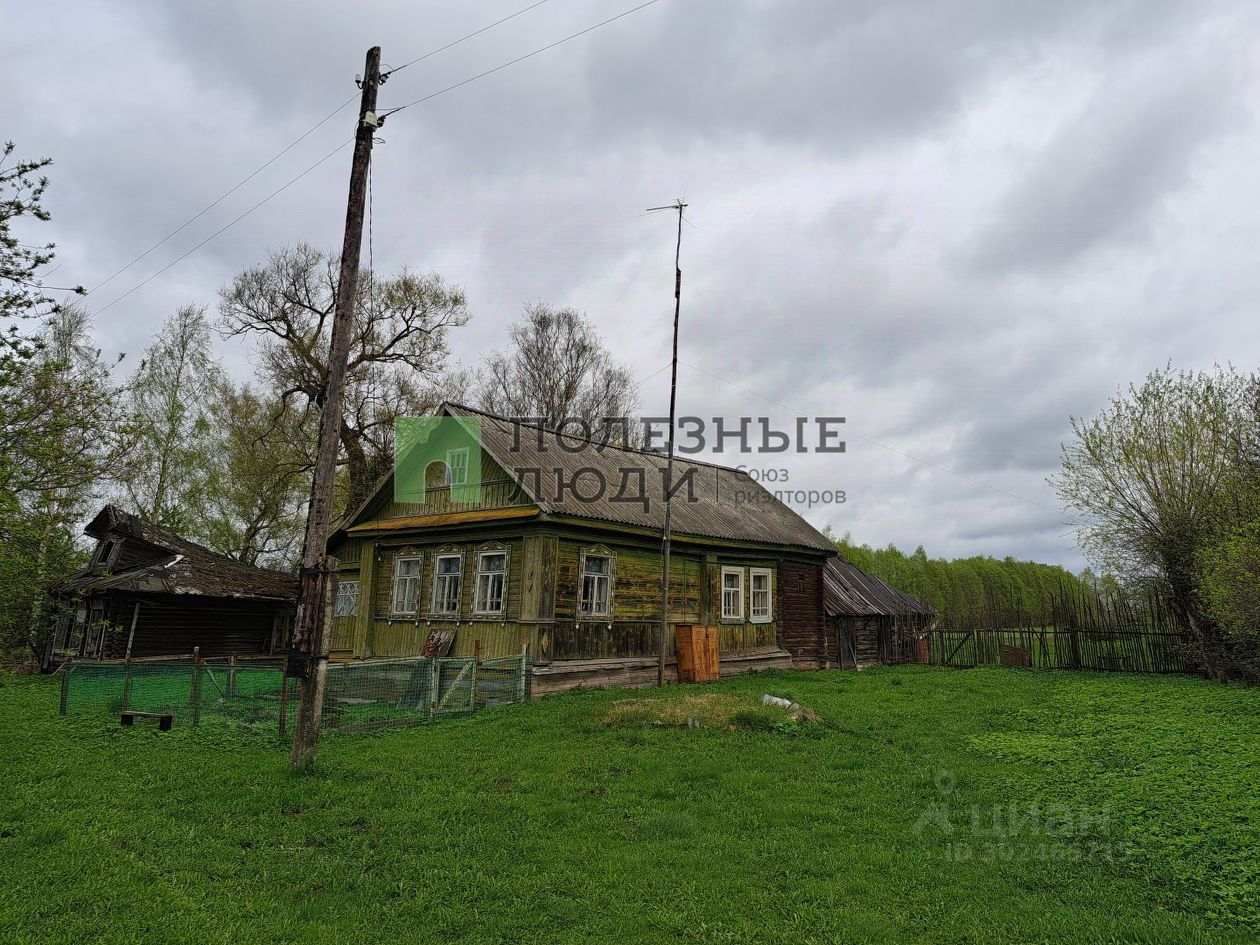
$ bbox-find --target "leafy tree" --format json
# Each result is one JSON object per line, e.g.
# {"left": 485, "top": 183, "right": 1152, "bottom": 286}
{"left": 1052, "top": 365, "right": 1247, "bottom": 667}
{"left": 0, "top": 308, "right": 131, "bottom": 657}
{"left": 201, "top": 380, "right": 310, "bottom": 568}
{"left": 0, "top": 141, "right": 83, "bottom": 336}
{"left": 120, "top": 305, "right": 220, "bottom": 533}
{"left": 218, "top": 243, "right": 470, "bottom": 509}
{"left": 476, "top": 303, "right": 638, "bottom": 436}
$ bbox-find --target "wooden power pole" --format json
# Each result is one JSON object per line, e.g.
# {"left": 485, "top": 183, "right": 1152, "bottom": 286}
{"left": 647, "top": 200, "right": 687, "bottom": 687}
{"left": 288, "top": 45, "right": 382, "bottom": 772}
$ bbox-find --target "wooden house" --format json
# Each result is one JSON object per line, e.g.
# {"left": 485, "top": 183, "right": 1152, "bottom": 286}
{"left": 326, "top": 403, "right": 931, "bottom": 692}
{"left": 43, "top": 506, "right": 296, "bottom": 668}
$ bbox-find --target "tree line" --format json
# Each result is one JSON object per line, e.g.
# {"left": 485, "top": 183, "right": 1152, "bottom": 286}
{"left": 829, "top": 533, "right": 1086, "bottom": 630}
{"left": 0, "top": 143, "right": 639, "bottom": 660}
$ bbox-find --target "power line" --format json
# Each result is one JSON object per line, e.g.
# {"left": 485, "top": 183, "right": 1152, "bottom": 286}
{"left": 384, "top": 0, "right": 665, "bottom": 116}
{"left": 382, "top": 0, "right": 557, "bottom": 78}
{"left": 85, "top": 95, "right": 359, "bottom": 298}
{"left": 92, "top": 140, "right": 353, "bottom": 317}
{"left": 85, "top": 0, "right": 567, "bottom": 309}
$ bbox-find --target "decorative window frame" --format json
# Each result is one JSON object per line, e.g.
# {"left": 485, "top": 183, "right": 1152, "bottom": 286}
{"left": 335, "top": 579, "right": 360, "bottom": 618}
{"left": 473, "top": 543, "right": 510, "bottom": 616}
{"left": 578, "top": 545, "right": 616, "bottom": 619}
{"left": 749, "top": 567, "right": 773, "bottom": 623}
{"left": 720, "top": 566, "right": 744, "bottom": 622}
{"left": 391, "top": 551, "right": 424, "bottom": 616}
{"left": 429, "top": 547, "right": 464, "bottom": 617}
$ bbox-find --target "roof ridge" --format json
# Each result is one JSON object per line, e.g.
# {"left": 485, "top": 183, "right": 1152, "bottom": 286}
{"left": 99, "top": 505, "right": 295, "bottom": 578}
{"left": 442, "top": 402, "right": 780, "bottom": 475}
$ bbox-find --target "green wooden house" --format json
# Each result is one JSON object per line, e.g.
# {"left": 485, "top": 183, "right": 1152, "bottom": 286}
{"left": 326, "top": 404, "right": 901, "bottom": 693}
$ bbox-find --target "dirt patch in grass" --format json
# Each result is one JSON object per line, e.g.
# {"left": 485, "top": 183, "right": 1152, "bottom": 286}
{"left": 602, "top": 692, "right": 819, "bottom": 731}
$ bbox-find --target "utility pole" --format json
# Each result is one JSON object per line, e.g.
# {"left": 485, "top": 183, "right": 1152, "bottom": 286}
{"left": 288, "top": 45, "right": 382, "bottom": 772}
{"left": 647, "top": 200, "right": 687, "bottom": 687}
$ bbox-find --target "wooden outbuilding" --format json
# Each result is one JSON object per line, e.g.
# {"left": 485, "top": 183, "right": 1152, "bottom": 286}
{"left": 822, "top": 557, "right": 936, "bottom": 666}
{"left": 43, "top": 506, "right": 296, "bottom": 668}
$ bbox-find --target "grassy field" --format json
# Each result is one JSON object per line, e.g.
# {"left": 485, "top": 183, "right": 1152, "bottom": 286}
{"left": 0, "top": 666, "right": 1256, "bottom": 944}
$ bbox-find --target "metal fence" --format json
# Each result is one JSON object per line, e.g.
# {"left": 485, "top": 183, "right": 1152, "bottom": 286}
{"left": 59, "top": 652, "right": 531, "bottom": 736}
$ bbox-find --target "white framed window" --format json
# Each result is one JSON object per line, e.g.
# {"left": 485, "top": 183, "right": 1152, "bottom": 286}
{"left": 335, "top": 580, "right": 359, "bottom": 618}
{"left": 391, "top": 555, "right": 423, "bottom": 615}
{"left": 446, "top": 447, "right": 470, "bottom": 486}
{"left": 580, "top": 553, "right": 613, "bottom": 617}
{"left": 721, "top": 567, "right": 744, "bottom": 621}
{"left": 431, "top": 554, "right": 462, "bottom": 615}
{"left": 750, "top": 568, "right": 772, "bottom": 623}
{"left": 474, "top": 550, "right": 507, "bottom": 615}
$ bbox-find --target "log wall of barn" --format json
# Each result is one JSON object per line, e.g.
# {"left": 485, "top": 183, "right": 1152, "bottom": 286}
{"left": 98, "top": 593, "right": 286, "bottom": 659}
{"left": 777, "top": 560, "right": 826, "bottom": 664}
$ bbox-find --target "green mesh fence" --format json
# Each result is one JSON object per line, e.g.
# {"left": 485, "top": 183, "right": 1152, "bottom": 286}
{"left": 319, "top": 654, "right": 532, "bottom": 733}
{"left": 59, "top": 653, "right": 531, "bottom": 736}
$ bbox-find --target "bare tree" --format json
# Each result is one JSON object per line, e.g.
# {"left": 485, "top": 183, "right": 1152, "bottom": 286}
{"left": 476, "top": 303, "right": 638, "bottom": 435}
{"left": 218, "top": 244, "right": 471, "bottom": 507}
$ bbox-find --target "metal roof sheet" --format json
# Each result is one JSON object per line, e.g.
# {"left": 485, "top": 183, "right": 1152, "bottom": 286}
{"left": 823, "top": 556, "right": 936, "bottom": 617}
{"left": 443, "top": 404, "right": 836, "bottom": 553}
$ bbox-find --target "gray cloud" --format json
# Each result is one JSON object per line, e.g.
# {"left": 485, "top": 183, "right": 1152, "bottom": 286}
{"left": 4, "top": 0, "right": 1259, "bottom": 570}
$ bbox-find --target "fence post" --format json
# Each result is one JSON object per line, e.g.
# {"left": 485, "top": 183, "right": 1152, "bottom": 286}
{"left": 122, "top": 657, "right": 133, "bottom": 712}
{"left": 190, "top": 646, "right": 203, "bottom": 727}
{"left": 518, "top": 642, "right": 529, "bottom": 702}
{"left": 428, "top": 657, "right": 438, "bottom": 722}
{"left": 228, "top": 654, "right": 237, "bottom": 698}
{"left": 278, "top": 670, "right": 289, "bottom": 738}
{"left": 59, "top": 660, "right": 71, "bottom": 716}
{"left": 471, "top": 640, "right": 481, "bottom": 713}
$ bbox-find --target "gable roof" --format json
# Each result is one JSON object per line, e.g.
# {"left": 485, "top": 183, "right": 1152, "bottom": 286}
{"left": 346, "top": 403, "right": 837, "bottom": 553}
{"left": 823, "top": 556, "right": 936, "bottom": 618}
{"left": 62, "top": 505, "right": 297, "bottom": 601}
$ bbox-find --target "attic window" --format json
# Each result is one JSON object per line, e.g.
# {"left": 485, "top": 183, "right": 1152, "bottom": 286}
{"left": 93, "top": 538, "right": 119, "bottom": 567}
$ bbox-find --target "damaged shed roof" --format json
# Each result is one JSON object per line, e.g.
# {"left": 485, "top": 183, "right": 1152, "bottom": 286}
{"left": 823, "top": 556, "right": 936, "bottom": 618}
{"left": 61, "top": 505, "right": 297, "bottom": 601}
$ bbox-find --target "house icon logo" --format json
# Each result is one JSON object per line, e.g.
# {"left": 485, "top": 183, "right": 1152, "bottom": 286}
{"left": 394, "top": 415, "right": 484, "bottom": 505}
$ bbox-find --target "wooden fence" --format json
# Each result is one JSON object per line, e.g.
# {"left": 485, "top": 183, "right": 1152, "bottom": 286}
{"left": 927, "top": 583, "right": 1196, "bottom": 675}
{"left": 929, "top": 627, "right": 1194, "bottom": 674}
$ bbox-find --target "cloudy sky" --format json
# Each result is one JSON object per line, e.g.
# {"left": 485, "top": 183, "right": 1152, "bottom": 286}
{"left": 6, "top": 0, "right": 1260, "bottom": 569}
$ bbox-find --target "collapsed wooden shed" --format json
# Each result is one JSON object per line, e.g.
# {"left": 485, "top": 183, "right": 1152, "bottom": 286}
{"left": 822, "top": 557, "right": 936, "bottom": 667}
{"left": 43, "top": 506, "right": 296, "bottom": 668}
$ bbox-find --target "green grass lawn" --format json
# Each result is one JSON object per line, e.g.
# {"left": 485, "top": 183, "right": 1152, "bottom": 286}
{"left": 1, "top": 666, "right": 1256, "bottom": 944}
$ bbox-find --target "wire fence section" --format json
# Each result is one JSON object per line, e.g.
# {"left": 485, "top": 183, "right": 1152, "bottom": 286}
{"left": 59, "top": 652, "right": 531, "bottom": 736}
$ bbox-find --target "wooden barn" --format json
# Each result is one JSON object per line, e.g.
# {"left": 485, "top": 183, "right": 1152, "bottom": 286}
{"left": 43, "top": 506, "right": 296, "bottom": 668}
{"left": 822, "top": 557, "right": 937, "bottom": 666}
{"left": 325, "top": 403, "right": 928, "bottom": 693}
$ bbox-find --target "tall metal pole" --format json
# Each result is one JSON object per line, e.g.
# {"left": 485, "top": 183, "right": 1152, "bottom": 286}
{"left": 289, "top": 46, "right": 381, "bottom": 771}
{"left": 649, "top": 200, "right": 686, "bottom": 687}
